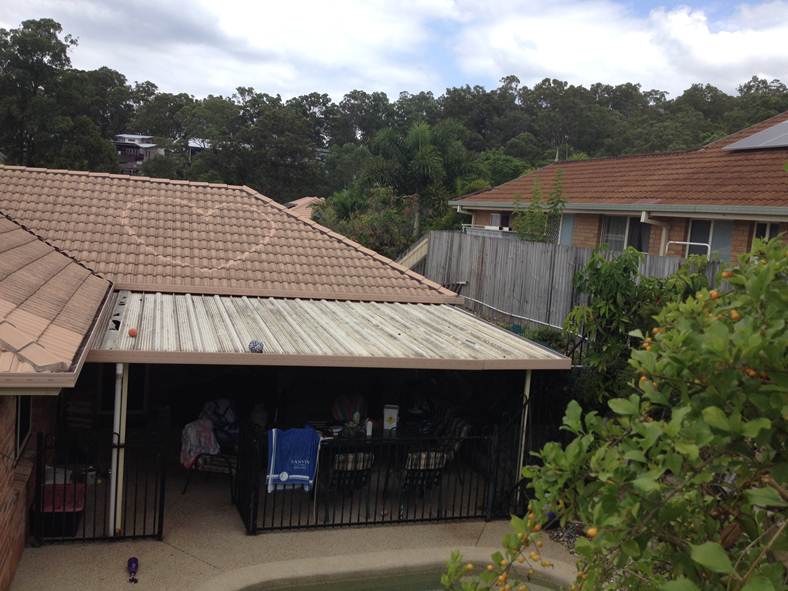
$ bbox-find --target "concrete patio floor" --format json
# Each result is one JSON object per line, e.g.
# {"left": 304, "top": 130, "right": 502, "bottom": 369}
{"left": 11, "top": 474, "right": 575, "bottom": 591}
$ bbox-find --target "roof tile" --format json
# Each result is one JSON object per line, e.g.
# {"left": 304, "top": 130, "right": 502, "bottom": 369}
{"left": 0, "top": 214, "right": 112, "bottom": 378}
{"left": 454, "top": 111, "right": 788, "bottom": 209}
{"left": 0, "top": 168, "right": 454, "bottom": 303}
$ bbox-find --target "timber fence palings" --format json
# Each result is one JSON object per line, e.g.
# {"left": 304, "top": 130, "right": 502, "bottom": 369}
{"left": 424, "top": 231, "right": 719, "bottom": 330}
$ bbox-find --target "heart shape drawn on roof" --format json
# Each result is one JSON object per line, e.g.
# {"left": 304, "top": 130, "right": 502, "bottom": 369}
{"left": 121, "top": 196, "right": 279, "bottom": 272}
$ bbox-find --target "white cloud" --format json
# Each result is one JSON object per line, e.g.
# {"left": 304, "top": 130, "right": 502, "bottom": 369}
{"left": 1, "top": 0, "right": 787, "bottom": 98}
{"left": 452, "top": 0, "right": 788, "bottom": 96}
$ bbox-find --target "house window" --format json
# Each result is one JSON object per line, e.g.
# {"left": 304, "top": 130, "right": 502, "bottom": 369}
{"left": 16, "top": 396, "right": 32, "bottom": 459}
{"left": 687, "top": 220, "right": 713, "bottom": 256}
{"left": 489, "top": 212, "right": 511, "bottom": 229}
{"left": 754, "top": 222, "right": 781, "bottom": 242}
{"left": 600, "top": 217, "right": 651, "bottom": 252}
{"left": 626, "top": 219, "right": 651, "bottom": 252}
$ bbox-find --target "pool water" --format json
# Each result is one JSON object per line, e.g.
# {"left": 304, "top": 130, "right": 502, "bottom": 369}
{"left": 253, "top": 569, "right": 559, "bottom": 591}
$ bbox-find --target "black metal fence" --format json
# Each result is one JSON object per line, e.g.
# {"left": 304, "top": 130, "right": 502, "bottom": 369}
{"left": 235, "top": 425, "right": 519, "bottom": 533}
{"left": 32, "top": 432, "right": 166, "bottom": 544}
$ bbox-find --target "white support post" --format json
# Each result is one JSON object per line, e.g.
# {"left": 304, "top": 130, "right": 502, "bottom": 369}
{"left": 659, "top": 226, "right": 669, "bottom": 256}
{"left": 516, "top": 370, "right": 533, "bottom": 482}
{"left": 108, "top": 362, "right": 129, "bottom": 537}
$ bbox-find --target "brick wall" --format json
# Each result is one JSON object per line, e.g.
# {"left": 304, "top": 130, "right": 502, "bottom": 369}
{"left": 471, "top": 210, "right": 492, "bottom": 226}
{"left": 644, "top": 217, "right": 688, "bottom": 256}
{"left": 571, "top": 214, "right": 601, "bottom": 248}
{"left": 0, "top": 396, "right": 25, "bottom": 591}
{"left": 0, "top": 396, "right": 57, "bottom": 591}
{"left": 731, "top": 220, "right": 753, "bottom": 259}
{"left": 662, "top": 218, "right": 690, "bottom": 257}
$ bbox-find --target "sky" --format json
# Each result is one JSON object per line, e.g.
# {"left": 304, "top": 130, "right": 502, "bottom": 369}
{"left": 1, "top": 0, "right": 787, "bottom": 100}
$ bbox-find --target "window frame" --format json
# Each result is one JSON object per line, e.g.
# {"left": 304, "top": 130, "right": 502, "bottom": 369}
{"left": 601, "top": 215, "right": 630, "bottom": 251}
{"left": 686, "top": 219, "right": 714, "bottom": 258}
{"left": 489, "top": 212, "right": 512, "bottom": 230}
{"left": 16, "top": 395, "right": 32, "bottom": 460}
{"left": 753, "top": 222, "right": 781, "bottom": 243}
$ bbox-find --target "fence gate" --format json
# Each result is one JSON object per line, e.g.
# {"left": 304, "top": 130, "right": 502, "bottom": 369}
{"left": 33, "top": 431, "right": 166, "bottom": 544}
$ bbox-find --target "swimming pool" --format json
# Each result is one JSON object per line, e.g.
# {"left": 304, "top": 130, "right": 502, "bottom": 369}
{"left": 246, "top": 568, "right": 559, "bottom": 591}
{"left": 195, "top": 546, "right": 572, "bottom": 591}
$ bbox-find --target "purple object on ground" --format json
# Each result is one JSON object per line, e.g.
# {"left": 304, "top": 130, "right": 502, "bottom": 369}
{"left": 128, "top": 557, "right": 139, "bottom": 584}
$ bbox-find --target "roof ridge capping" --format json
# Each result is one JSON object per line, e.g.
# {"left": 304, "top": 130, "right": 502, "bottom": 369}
{"left": 239, "top": 186, "right": 458, "bottom": 299}
{"left": 0, "top": 164, "right": 240, "bottom": 191}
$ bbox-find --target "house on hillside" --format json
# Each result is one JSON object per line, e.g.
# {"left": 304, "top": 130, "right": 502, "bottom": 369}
{"left": 0, "top": 165, "right": 569, "bottom": 589}
{"left": 285, "top": 196, "right": 325, "bottom": 221}
{"left": 449, "top": 111, "right": 788, "bottom": 260}
{"left": 113, "top": 133, "right": 164, "bottom": 174}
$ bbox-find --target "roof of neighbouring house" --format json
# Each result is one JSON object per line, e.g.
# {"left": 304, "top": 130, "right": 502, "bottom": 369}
{"left": 0, "top": 166, "right": 457, "bottom": 304}
{"left": 450, "top": 110, "right": 788, "bottom": 214}
{"left": 285, "top": 196, "right": 325, "bottom": 221}
{"left": 0, "top": 213, "right": 112, "bottom": 387}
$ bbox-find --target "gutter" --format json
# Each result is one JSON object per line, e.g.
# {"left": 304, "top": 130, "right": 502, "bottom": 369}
{"left": 447, "top": 200, "right": 788, "bottom": 221}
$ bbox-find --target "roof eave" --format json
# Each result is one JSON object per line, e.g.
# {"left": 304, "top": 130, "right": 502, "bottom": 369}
{"left": 448, "top": 200, "right": 788, "bottom": 219}
{"left": 86, "top": 349, "right": 571, "bottom": 371}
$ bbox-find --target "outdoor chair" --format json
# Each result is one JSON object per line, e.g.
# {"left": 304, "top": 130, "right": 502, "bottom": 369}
{"left": 322, "top": 445, "right": 375, "bottom": 523}
{"left": 400, "top": 417, "right": 472, "bottom": 493}
{"left": 180, "top": 401, "right": 240, "bottom": 501}
{"left": 181, "top": 451, "right": 238, "bottom": 500}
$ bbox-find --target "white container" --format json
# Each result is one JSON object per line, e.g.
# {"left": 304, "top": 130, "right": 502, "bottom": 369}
{"left": 44, "top": 465, "right": 73, "bottom": 485}
{"left": 383, "top": 405, "right": 399, "bottom": 431}
{"left": 365, "top": 419, "right": 373, "bottom": 437}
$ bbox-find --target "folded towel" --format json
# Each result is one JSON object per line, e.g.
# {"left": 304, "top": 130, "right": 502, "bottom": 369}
{"left": 267, "top": 427, "right": 321, "bottom": 493}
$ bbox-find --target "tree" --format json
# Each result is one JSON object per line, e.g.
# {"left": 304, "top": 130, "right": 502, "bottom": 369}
{"left": 512, "top": 169, "right": 565, "bottom": 243}
{"left": 444, "top": 238, "right": 788, "bottom": 591}
{"left": 0, "top": 18, "right": 76, "bottom": 164}
{"left": 470, "top": 149, "right": 526, "bottom": 187}
{"left": 131, "top": 92, "right": 194, "bottom": 139}
{"left": 315, "top": 186, "right": 412, "bottom": 259}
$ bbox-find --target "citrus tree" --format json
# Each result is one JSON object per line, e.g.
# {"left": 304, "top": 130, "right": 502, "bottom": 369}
{"left": 444, "top": 238, "right": 787, "bottom": 591}
{"left": 565, "top": 248, "right": 711, "bottom": 403}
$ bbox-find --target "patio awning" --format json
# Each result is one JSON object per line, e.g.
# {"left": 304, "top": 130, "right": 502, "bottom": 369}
{"left": 88, "top": 291, "right": 570, "bottom": 370}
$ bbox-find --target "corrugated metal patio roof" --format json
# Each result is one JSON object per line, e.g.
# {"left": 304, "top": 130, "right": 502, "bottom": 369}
{"left": 89, "top": 291, "right": 569, "bottom": 370}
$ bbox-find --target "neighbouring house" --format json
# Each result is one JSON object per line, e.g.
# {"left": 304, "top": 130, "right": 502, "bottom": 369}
{"left": 285, "top": 196, "right": 325, "bottom": 221}
{"left": 449, "top": 111, "right": 788, "bottom": 260}
{"left": 0, "top": 165, "right": 569, "bottom": 590}
{"left": 113, "top": 134, "right": 165, "bottom": 174}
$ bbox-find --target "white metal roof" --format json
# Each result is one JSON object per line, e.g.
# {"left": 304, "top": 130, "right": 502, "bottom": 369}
{"left": 88, "top": 291, "right": 570, "bottom": 370}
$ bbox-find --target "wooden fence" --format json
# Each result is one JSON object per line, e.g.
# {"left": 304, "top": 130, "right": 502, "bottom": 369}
{"left": 424, "top": 231, "right": 718, "bottom": 329}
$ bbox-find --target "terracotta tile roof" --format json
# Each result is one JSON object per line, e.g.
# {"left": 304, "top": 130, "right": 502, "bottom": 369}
{"left": 0, "top": 167, "right": 457, "bottom": 304}
{"left": 0, "top": 213, "right": 112, "bottom": 385}
{"left": 452, "top": 110, "right": 788, "bottom": 211}
{"left": 285, "top": 196, "right": 325, "bottom": 221}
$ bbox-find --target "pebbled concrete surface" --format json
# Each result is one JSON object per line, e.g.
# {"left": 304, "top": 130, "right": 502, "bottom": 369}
{"left": 11, "top": 475, "right": 575, "bottom": 591}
